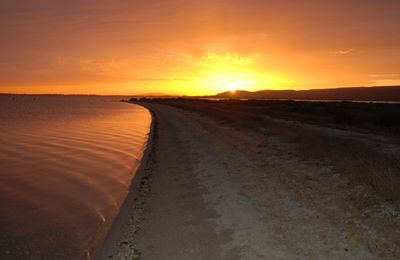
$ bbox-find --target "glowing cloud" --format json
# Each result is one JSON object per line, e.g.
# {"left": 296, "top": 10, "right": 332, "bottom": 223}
{"left": 196, "top": 52, "right": 258, "bottom": 67}
{"left": 332, "top": 49, "right": 355, "bottom": 55}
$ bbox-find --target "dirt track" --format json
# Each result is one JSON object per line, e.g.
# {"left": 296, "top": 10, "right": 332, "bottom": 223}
{"left": 97, "top": 103, "right": 399, "bottom": 260}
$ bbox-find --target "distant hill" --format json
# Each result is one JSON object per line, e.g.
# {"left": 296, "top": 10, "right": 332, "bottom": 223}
{"left": 211, "top": 86, "right": 400, "bottom": 101}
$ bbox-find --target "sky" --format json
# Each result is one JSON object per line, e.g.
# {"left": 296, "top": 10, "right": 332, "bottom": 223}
{"left": 0, "top": 0, "right": 399, "bottom": 95}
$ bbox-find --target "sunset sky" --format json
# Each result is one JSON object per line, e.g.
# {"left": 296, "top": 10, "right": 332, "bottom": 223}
{"left": 1, "top": 0, "right": 399, "bottom": 95}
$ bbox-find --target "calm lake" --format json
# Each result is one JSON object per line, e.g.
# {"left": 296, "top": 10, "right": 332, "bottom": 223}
{"left": 0, "top": 95, "right": 151, "bottom": 259}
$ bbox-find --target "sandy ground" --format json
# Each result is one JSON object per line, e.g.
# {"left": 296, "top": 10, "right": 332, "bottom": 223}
{"left": 97, "top": 103, "right": 400, "bottom": 260}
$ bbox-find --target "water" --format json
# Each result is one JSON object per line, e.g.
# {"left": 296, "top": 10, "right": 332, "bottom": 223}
{"left": 0, "top": 95, "right": 151, "bottom": 259}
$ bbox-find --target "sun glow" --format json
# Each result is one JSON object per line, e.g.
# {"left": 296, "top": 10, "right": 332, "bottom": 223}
{"left": 2, "top": 1, "right": 399, "bottom": 96}
{"left": 197, "top": 72, "right": 256, "bottom": 93}
{"left": 181, "top": 52, "right": 266, "bottom": 94}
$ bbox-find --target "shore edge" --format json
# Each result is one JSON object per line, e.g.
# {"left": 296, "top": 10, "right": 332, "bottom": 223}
{"left": 94, "top": 102, "right": 157, "bottom": 259}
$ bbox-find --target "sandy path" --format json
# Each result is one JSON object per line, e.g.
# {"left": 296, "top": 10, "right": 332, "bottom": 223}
{"left": 133, "top": 104, "right": 294, "bottom": 260}
{"left": 97, "top": 103, "right": 399, "bottom": 260}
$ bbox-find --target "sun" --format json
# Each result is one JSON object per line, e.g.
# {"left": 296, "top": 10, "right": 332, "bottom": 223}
{"left": 221, "top": 78, "right": 257, "bottom": 93}
{"left": 228, "top": 81, "right": 241, "bottom": 92}
{"left": 182, "top": 52, "right": 265, "bottom": 95}
{"left": 199, "top": 72, "right": 256, "bottom": 93}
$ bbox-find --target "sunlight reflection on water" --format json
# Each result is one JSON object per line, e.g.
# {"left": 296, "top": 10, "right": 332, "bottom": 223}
{"left": 0, "top": 95, "right": 151, "bottom": 259}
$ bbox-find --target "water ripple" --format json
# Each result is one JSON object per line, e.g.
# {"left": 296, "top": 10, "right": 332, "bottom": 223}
{"left": 0, "top": 96, "right": 151, "bottom": 259}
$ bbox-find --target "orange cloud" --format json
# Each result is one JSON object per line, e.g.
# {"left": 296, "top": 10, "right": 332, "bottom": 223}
{"left": 332, "top": 49, "right": 355, "bottom": 55}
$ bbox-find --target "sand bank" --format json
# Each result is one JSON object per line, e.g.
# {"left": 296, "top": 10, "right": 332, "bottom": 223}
{"left": 96, "top": 103, "right": 400, "bottom": 260}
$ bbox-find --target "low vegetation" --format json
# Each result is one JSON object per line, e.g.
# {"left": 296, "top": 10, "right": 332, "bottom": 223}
{"left": 141, "top": 98, "right": 400, "bottom": 135}
{"left": 132, "top": 98, "right": 400, "bottom": 202}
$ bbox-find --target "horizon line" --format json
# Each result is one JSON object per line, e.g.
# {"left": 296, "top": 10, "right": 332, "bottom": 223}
{"left": 1, "top": 85, "right": 400, "bottom": 97}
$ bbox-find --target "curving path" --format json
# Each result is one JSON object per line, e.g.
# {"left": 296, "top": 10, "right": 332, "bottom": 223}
{"left": 97, "top": 103, "right": 399, "bottom": 260}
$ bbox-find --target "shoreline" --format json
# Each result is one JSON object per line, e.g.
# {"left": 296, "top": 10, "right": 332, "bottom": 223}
{"left": 94, "top": 102, "right": 157, "bottom": 259}
{"left": 96, "top": 101, "right": 400, "bottom": 259}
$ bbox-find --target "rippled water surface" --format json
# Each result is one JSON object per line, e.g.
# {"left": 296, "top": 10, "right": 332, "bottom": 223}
{"left": 0, "top": 95, "right": 151, "bottom": 259}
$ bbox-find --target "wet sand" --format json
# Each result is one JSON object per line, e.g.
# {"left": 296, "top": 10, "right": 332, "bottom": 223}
{"left": 97, "top": 102, "right": 400, "bottom": 260}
